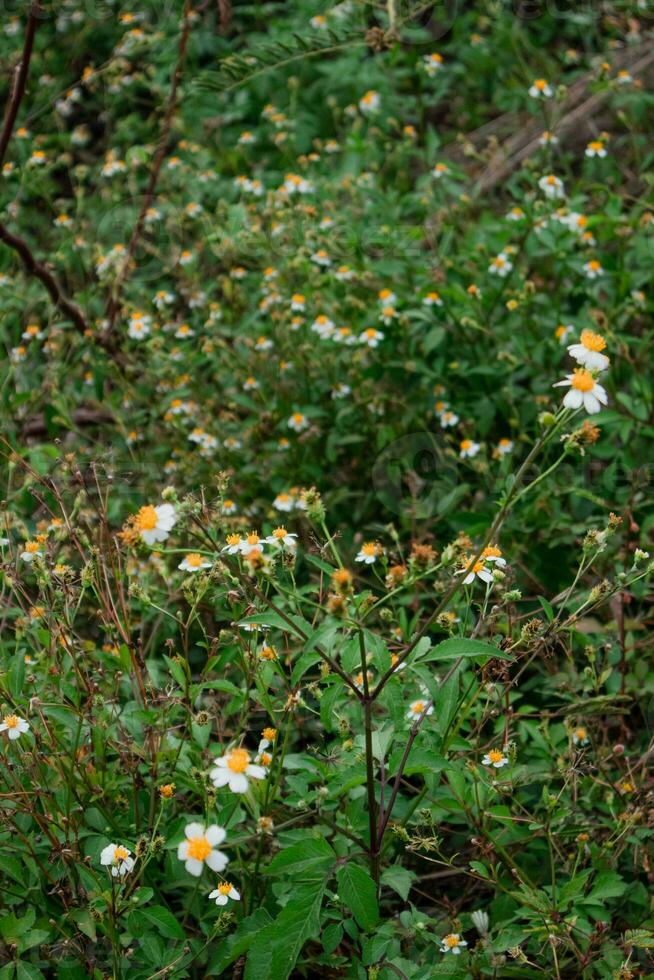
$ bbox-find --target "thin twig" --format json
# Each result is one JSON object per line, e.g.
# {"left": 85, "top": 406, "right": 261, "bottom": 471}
{"left": 105, "top": 0, "right": 193, "bottom": 327}
{"left": 0, "top": 1, "right": 41, "bottom": 168}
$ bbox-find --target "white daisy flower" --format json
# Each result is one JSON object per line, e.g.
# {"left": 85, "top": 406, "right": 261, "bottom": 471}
{"left": 441, "top": 934, "right": 468, "bottom": 955}
{"left": 538, "top": 174, "right": 565, "bottom": 199}
{"left": 488, "top": 253, "right": 513, "bottom": 277}
{"left": 359, "top": 90, "right": 380, "bottom": 114}
{"left": 585, "top": 140, "right": 607, "bottom": 158}
{"left": 482, "top": 748, "right": 509, "bottom": 768}
{"left": 355, "top": 542, "right": 382, "bottom": 564}
{"left": 178, "top": 553, "right": 213, "bottom": 573}
{"left": 178, "top": 823, "right": 228, "bottom": 877}
{"left": 20, "top": 541, "right": 43, "bottom": 562}
{"left": 459, "top": 559, "right": 494, "bottom": 585}
{"left": 406, "top": 699, "right": 434, "bottom": 721}
{"left": 288, "top": 412, "right": 309, "bottom": 432}
{"left": 529, "top": 78, "right": 553, "bottom": 98}
{"left": 583, "top": 260, "right": 604, "bottom": 280}
{"left": 209, "top": 882, "right": 241, "bottom": 906}
{"left": 265, "top": 527, "right": 297, "bottom": 548}
{"left": 0, "top": 714, "right": 30, "bottom": 741}
{"left": 100, "top": 843, "right": 135, "bottom": 877}
{"left": 359, "top": 328, "right": 384, "bottom": 348}
{"left": 553, "top": 369, "right": 608, "bottom": 414}
{"left": 210, "top": 747, "right": 266, "bottom": 794}
{"left": 133, "top": 503, "right": 177, "bottom": 545}
{"left": 459, "top": 439, "right": 480, "bottom": 459}
{"left": 567, "top": 330, "right": 609, "bottom": 371}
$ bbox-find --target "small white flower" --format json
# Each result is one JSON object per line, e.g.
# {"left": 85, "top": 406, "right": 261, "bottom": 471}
{"left": 355, "top": 542, "right": 381, "bottom": 564}
{"left": 209, "top": 882, "right": 241, "bottom": 906}
{"left": 583, "top": 260, "right": 604, "bottom": 280}
{"left": 0, "top": 714, "right": 30, "bottom": 741}
{"left": 178, "top": 553, "right": 213, "bottom": 573}
{"left": 133, "top": 503, "right": 177, "bottom": 546}
{"left": 529, "top": 78, "right": 553, "bottom": 99}
{"left": 459, "top": 439, "right": 480, "bottom": 459}
{"left": 538, "top": 174, "right": 565, "bottom": 199}
{"left": 359, "top": 90, "right": 380, "bottom": 114}
{"left": 422, "top": 52, "right": 444, "bottom": 77}
{"left": 553, "top": 369, "right": 608, "bottom": 414}
{"left": 567, "top": 330, "right": 609, "bottom": 371}
{"left": 585, "top": 140, "right": 607, "bottom": 158}
{"left": 178, "top": 823, "right": 228, "bottom": 877}
{"left": 406, "top": 699, "right": 433, "bottom": 721}
{"left": 21, "top": 542, "right": 42, "bottom": 562}
{"left": 265, "top": 527, "right": 297, "bottom": 548}
{"left": 210, "top": 748, "right": 266, "bottom": 794}
{"left": 482, "top": 748, "right": 509, "bottom": 768}
{"left": 488, "top": 253, "right": 512, "bottom": 277}
{"left": 441, "top": 934, "right": 468, "bottom": 955}
{"left": 459, "top": 559, "right": 494, "bottom": 586}
{"left": 100, "top": 843, "right": 135, "bottom": 877}
{"left": 359, "top": 328, "right": 384, "bottom": 348}
{"left": 288, "top": 412, "right": 309, "bottom": 432}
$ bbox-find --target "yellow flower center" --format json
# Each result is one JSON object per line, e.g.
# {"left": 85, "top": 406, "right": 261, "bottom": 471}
{"left": 4, "top": 715, "right": 19, "bottom": 729}
{"left": 227, "top": 748, "right": 250, "bottom": 773}
{"left": 460, "top": 439, "right": 472, "bottom": 451}
{"left": 444, "top": 934, "right": 461, "bottom": 948}
{"left": 262, "top": 727, "right": 277, "bottom": 740}
{"left": 273, "top": 528, "right": 287, "bottom": 539}
{"left": 361, "top": 542, "right": 378, "bottom": 556}
{"left": 185, "top": 553, "right": 203, "bottom": 568}
{"left": 292, "top": 413, "right": 304, "bottom": 425}
{"left": 580, "top": 329, "right": 606, "bottom": 352}
{"left": 534, "top": 79, "right": 547, "bottom": 89}
{"left": 482, "top": 545, "right": 502, "bottom": 559}
{"left": 246, "top": 532, "right": 259, "bottom": 546}
{"left": 571, "top": 369, "right": 595, "bottom": 392}
{"left": 25, "top": 542, "right": 40, "bottom": 553}
{"left": 218, "top": 882, "right": 233, "bottom": 895}
{"left": 488, "top": 749, "right": 504, "bottom": 764}
{"left": 588, "top": 141, "right": 604, "bottom": 152}
{"left": 186, "top": 835, "right": 211, "bottom": 861}
{"left": 412, "top": 701, "right": 425, "bottom": 714}
{"left": 114, "top": 845, "right": 129, "bottom": 861}
{"left": 226, "top": 533, "right": 240, "bottom": 546}
{"left": 135, "top": 505, "right": 158, "bottom": 531}
{"left": 587, "top": 260, "right": 601, "bottom": 271}
{"left": 574, "top": 727, "right": 587, "bottom": 740}
{"left": 546, "top": 175, "right": 557, "bottom": 185}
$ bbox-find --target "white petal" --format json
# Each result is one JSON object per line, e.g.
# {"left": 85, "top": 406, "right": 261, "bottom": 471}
{"left": 563, "top": 389, "right": 583, "bottom": 409}
{"left": 177, "top": 842, "right": 189, "bottom": 860}
{"left": 229, "top": 773, "right": 249, "bottom": 794}
{"left": 206, "top": 850, "right": 229, "bottom": 872}
{"left": 185, "top": 858, "right": 204, "bottom": 877}
{"left": 216, "top": 893, "right": 228, "bottom": 905}
{"left": 584, "top": 393, "right": 601, "bottom": 414}
{"left": 246, "top": 764, "right": 267, "bottom": 780}
{"left": 205, "top": 825, "right": 226, "bottom": 846}
{"left": 229, "top": 888, "right": 240, "bottom": 900}
{"left": 100, "top": 845, "right": 115, "bottom": 865}
{"left": 184, "top": 822, "right": 204, "bottom": 839}
{"left": 211, "top": 768, "right": 231, "bottom": 788}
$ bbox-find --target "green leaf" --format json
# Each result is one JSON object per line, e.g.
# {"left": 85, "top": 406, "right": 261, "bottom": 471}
{"left": 336, "top": 863, "right": 379, "bottom": 932}
{"left": 538, "top": 596, "right": 554, "bottom": 622}
{"left": 586, "top": 871, "right": 627, "bottom": 903}
{"left": 265, "top": 837, "right": 335, "bottom": 877}
{"left": 424, "top": 638, "right": 512, "bottom": 662}
{"left": 245, "top": 879, "right": 327, "bottom": 980}
{"left": 381, "top": 865, "right": 416, "bottom": 901}
{"left": 207, "top": 909, "right": 272, "bottom": 975}
{"left": 127, "top": 905, "right": 185, "bottom": 940}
